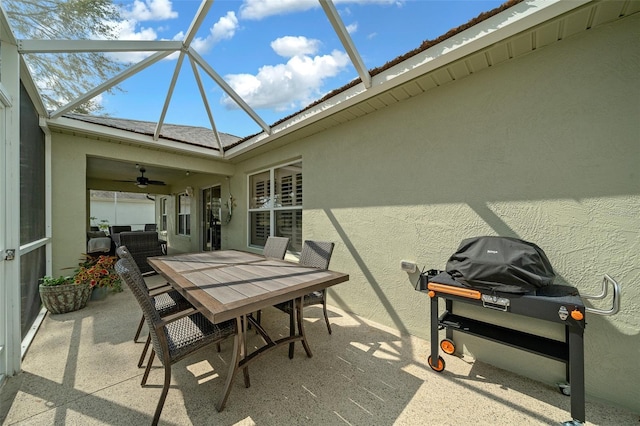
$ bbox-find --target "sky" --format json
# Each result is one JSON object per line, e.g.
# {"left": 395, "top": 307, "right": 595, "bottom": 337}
{"left": 39, "top": 0, "right": 508, "bottom": 137}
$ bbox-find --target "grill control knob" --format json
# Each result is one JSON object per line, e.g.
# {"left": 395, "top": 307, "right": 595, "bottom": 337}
{"left": 571, "top": 309, "right": 584, "bottom": 321}
{"left": 558, "top": 306, "right": 569, "bottom": 321}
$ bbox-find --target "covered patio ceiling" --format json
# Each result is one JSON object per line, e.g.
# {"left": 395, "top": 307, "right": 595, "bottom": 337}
{"left": 86, "top": 157, "right": 213, "bottom": 195}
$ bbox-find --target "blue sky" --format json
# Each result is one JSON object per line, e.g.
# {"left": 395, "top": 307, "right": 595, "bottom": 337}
{"left": 98, "top": 0, "right": 506, "bottom": 137}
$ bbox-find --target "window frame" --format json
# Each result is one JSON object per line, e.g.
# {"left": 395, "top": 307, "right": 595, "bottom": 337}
{"left": 247, "top": 160, "right": 302, "bottom": 252}
{"left": 160, "top": 197, "right": 168, "bottom": 231}
{"left": 177, "top": 193, "right": 191, "bottom": 236}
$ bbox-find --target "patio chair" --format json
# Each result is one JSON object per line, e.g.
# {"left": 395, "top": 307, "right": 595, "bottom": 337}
{"left": 253, "top": 236, "right": 290, "bottom": 327}
{"left": 115, "top": 258, "right": 239, "bottom": 426}
{"left": 116, "top": 246, "right": 193, "bottom": 366}
{"left": 263, "top": 236, "right": 290, "bottom": 259}
{"left": 144, "top": 223, "right": 157, "bottom": 231}
{"left": 118, "top": 231, "right": 164, "bottom": 274}
{"left": 274, "top": 240, "right": 335, "bottom": 358}
{"left": 86, "top": 230, "right": 111, "bottom": 255}
{"left": 108, "top": 225, "right": 132, "bottom": 250}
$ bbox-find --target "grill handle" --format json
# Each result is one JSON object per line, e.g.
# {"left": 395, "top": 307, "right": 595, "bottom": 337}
{"left": 582, "top": 274, "right": 621, "bottom": 316}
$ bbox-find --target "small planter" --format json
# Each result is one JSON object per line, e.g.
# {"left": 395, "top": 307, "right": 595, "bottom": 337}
{"left": 39, "top": 281, "right": 92, "bottom": 314}
{"left": 90, "top": 286, "right": 109, "bottom": 301}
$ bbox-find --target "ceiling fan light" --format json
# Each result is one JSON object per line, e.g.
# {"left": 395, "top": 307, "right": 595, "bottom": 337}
{"left": 137, "top": 183, "right": 147, "bottom": 188}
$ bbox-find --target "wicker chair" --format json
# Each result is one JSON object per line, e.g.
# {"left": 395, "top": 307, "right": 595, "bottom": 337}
{"left": 274, "top": 240, "right": 335, "bottom": 359}
{"left": 252, "top": 237, "right": 290, "bottom": 328}
{"left": 116, "top": 246, "right": 193, "bottom": 366}
{"left": 263, "top": 236, "right": 290, "bottom": 259}
{"left": 108, "top": 225, "right": 131, "bottom": 251}
{"left": 118, "top": 231, "right": 164, "bottom": 274}
{"left": 115, "top": 258, "right": 239, "bottom": 426}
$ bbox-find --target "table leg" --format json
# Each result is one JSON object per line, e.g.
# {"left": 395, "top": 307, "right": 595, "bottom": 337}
{"left": 297, "top": 297, "right": 313, "bottom": 358}
{"left": 217, "top": 317, "right": 244, "bottom": 412}
{"left": 288, "top": 297, "right": 313, "bottom": 359}
{"left": 241, "top": 315, "right": 250, "bottom": 388}
{"left": 288, "top": 298, "right": 297, "bottom": 359}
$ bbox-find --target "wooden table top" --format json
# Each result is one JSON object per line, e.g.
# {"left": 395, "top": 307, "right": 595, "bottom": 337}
{"left": 148, "top": 250, "right": 349, "bottom": 324}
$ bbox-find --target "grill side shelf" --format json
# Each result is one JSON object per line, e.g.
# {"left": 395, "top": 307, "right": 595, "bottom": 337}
{"left": 439, "top": 312, "right": 570, "bottom": 363}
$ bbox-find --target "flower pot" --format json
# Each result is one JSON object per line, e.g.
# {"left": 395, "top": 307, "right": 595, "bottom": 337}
{"left": 39, "top": 281, "right": 92, "bottom": 314}
{"left": 90, "top": 286, "right": 109, "bottom": 301}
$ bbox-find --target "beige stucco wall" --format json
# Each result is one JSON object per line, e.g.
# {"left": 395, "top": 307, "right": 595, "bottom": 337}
{"left": 227, "top": 14, "right": 639, "bottom": 411}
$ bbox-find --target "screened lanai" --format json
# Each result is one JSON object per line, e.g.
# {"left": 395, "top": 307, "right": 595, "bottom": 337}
{"left": 1, "top": 0, "right": 638, "bottom": 423}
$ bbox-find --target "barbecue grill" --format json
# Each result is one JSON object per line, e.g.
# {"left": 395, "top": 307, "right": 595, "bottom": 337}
{"left": 416, "top": 269, "right": 620, "bottom": 426}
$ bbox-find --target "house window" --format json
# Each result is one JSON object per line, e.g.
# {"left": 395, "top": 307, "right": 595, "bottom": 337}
{"left": 160, "top": 198, "right": 168, "bottom": 231}
{"left": 249, "top": 161, "right": 302, "bottom": 252}
{"left": 177, "top": 193, "right": 190, "bottom": 235}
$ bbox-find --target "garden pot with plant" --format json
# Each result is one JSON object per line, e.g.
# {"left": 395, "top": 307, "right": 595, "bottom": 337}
{"left": 39, "top": 254, "right": 123, "bottom": 313}
{"left": 39, "top": 275, "right": 92, "bottom": 314}
{"left": 74, "top": 254, "right": 123, "bottom": 300}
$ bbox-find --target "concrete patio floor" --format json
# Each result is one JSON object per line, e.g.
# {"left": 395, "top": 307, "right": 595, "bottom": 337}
{"left": 1, "top": 275, "right": 637, "bottom": 426}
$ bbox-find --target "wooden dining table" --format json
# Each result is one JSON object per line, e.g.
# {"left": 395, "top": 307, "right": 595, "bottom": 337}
{"left": 147, "top": 249, "right": 349, "bottom": 411}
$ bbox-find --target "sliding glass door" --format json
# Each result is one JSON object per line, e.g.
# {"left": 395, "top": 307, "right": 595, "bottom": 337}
{"left": 202, "top": 186, "right": 222, "bottom": 251}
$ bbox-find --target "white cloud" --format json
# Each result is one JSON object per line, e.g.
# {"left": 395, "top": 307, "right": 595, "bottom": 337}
{"left": 105, "top": 8, "right": 237, "bottom": 63}
{"left": 123, "top": 0, "right": 178, "bottom": 21}
{"left": 222, "top": 48, "right": 350, "bottom": 111}
{"left": 104, "top": 19, "right": 160, "bottom": 63}
{"left": 271, "top": 36, "right": 320, "bottom": 57}
{"left": 191, "top": 11, "right": 239, "bottom": 53}
{"left": 240, "top": 0, "right": 316, "bottom": 20}
{"left": 240, "top": 0, "right": 402, "bottom": 20}
{"left": 346, "top": 22, "right": 357, "bottom": 34}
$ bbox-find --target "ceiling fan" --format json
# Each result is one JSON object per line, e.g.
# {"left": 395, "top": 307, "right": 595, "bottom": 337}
{"left": 135, "top": 168, "right": 166, "bottom": 188}
{"left": 119, "top": 166, "right": 166, "bottom": 188}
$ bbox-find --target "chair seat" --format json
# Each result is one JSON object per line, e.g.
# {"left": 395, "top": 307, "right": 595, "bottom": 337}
{"left": 274, "top": 291, "right": 324, "bottom": 313}
{"left": 154, "top": 290, "right": 192, "bottom": 316}
{"left": 165, "top": 313, "right": 237, "bottom": 362}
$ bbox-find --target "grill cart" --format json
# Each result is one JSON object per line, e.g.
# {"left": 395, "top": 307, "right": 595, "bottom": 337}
{"left": 416, "top": 238, "right": 621, "bottom": 426}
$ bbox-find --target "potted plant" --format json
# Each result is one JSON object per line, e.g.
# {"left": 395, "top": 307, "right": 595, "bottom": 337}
{"left": 90, "top": 216, "right": 110, "bottom": 234}
{"left": 74, "top": 254, "right": 123, "bottom": 300}
{"left": 39, "top": 255, "right": 123, "bottom": 312}
{"left": 39, "top": 275, "right": 92, "bottom": 314}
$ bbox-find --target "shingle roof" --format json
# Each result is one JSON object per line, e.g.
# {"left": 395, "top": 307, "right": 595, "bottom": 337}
{"left": 64, "top": 112, "right": 241, "bottom": 151}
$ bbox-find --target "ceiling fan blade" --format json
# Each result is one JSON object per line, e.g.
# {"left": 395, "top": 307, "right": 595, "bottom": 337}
{"left": 147, "top": 180, "right": 166, "bottom": 186}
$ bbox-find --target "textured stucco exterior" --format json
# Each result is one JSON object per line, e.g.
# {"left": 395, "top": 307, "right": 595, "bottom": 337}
{"left": 48, "top": 12, "right": 639, "bottom": 413}
{"left": 224, "top": 14, "right": 639, "bottom": 411}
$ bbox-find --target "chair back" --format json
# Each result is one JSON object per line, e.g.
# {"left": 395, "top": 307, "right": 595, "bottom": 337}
{"left": 299, "top": 240, "right": 334, "bottom": 269}
{"left": 115, "top": 259, "right": 167, "bottom": 362}
{"left": 263, "top": 236, "right": 290, "bottom": 259}
{"left": 144, "top": 223, "right": 157, "bottom": 231}
{"left": 116, "top": 245, "right": 152, "bottom": 292}
{"left": 109, "top": 225, "right": 132, "bottom": 235}
{"left": 118, "top": 231, "right": 163, "bottom": 274}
